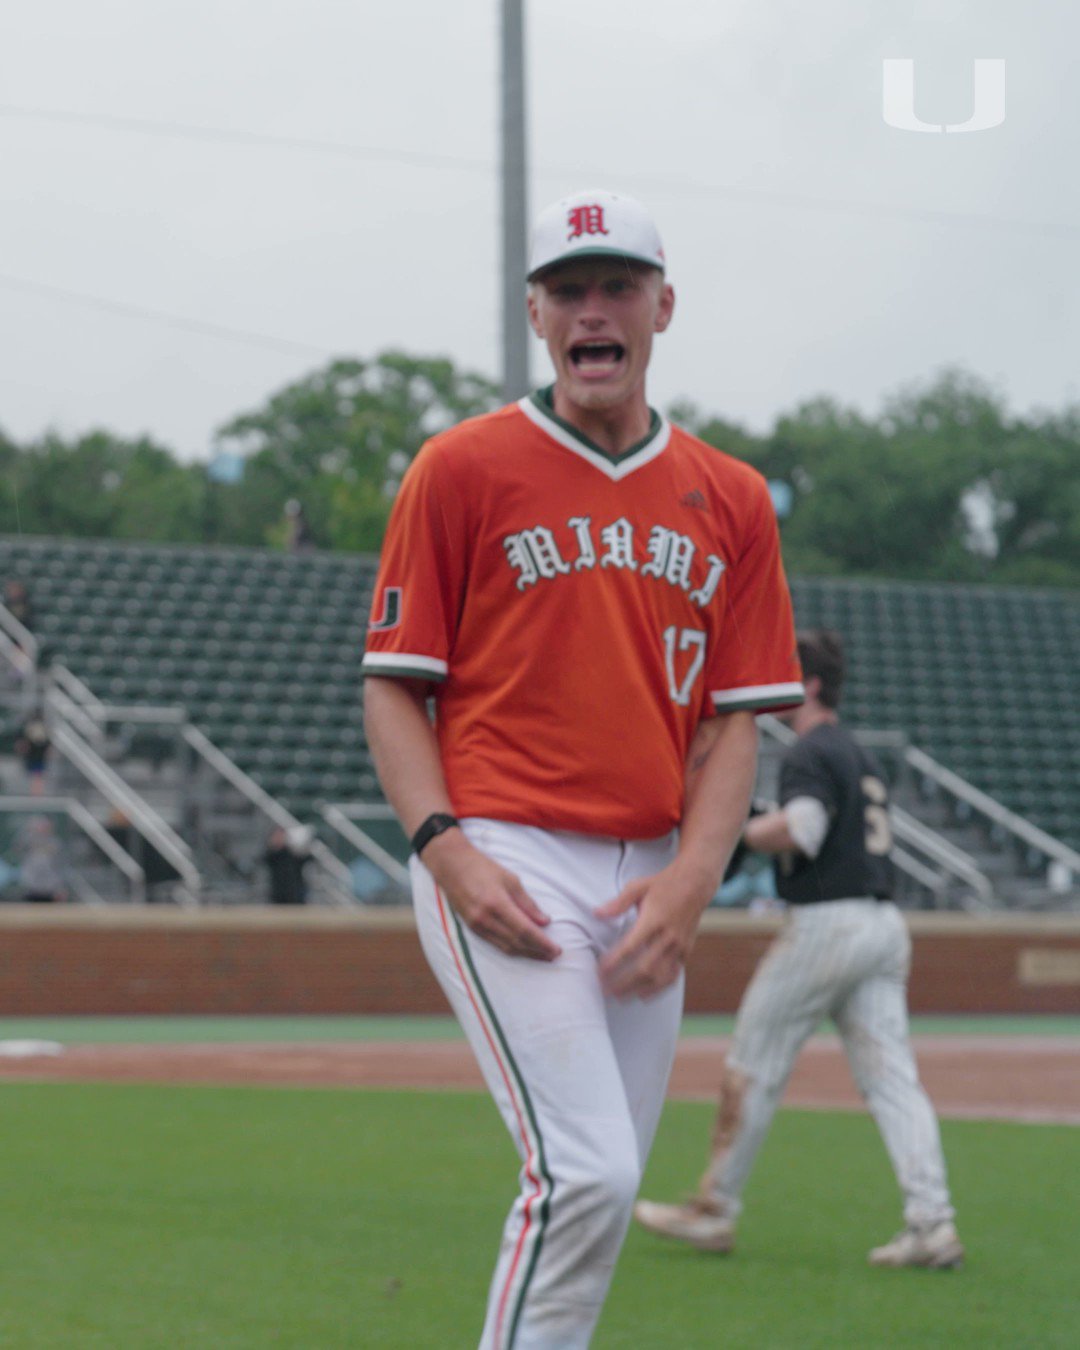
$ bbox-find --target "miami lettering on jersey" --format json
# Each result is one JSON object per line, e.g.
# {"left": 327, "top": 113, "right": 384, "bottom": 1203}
{"left": 361, "top": 394, "right": 803, "bottom": 837}
{"left": 504, "top": 517, "right": 726, "bottom": 607}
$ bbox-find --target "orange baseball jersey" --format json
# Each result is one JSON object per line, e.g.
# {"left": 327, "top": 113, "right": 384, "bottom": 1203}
{"left": 362, "top": 390, "right": 803, "bottom": 837}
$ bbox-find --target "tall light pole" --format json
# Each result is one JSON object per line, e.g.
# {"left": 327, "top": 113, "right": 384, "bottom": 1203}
{"left": 501, "top": 0, "right": 529, "bottom": 401}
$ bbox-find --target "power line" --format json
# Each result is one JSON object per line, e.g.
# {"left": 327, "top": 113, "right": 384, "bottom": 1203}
{"left": 1, "top": 98, "right": 1076, "bottom": 361}
{"left": 0, "top": 272, "right": 335, "bottom": 358}
{"left": 0, "top": 104, "right": 491, "bottom": 173}
{"left": 629, "top": 178, "right": 1080, "bottom": 241}
{"left": 2, "top": 102, "right": 1078, "bottom": 240}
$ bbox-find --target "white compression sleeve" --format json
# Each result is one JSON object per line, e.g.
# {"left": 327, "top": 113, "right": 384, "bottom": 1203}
{"left": 783, "top": 796, "right": 830, "bottom": 859}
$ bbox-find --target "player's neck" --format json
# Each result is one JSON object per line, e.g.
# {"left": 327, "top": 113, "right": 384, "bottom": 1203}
{"left": 550, "top": 385, "right": 653, "bottom": 457}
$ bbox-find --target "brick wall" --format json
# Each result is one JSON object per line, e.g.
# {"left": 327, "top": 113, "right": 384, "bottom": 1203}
{"left": 0, "top": 908, "right": 1077, "bottom": 1015}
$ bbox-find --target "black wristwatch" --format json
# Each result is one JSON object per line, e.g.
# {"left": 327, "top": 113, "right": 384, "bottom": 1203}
{"left": 411, "top": 812, "right": 460, "bottom": 856}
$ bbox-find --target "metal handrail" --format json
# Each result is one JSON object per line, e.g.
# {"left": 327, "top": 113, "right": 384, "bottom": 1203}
{"left": 0, "top": 602, "right": 38, "bottom": 663}
{"left": 47, "top": 667, "right": 356, "bottom": 905}
{"left": 65, "top": 798, "right": 148, "bottom": 900}
{"left": 890, "top": 806, "right": 994, "bottom": 907}
{"left": 756, "top": 715, "right": 995, "bottom": 906}
{"left": 756, "top": 713, "right": 796, "bottom": 747}
{"left": 763, "top": 716, "right": 1078, "bottom": 877}
{"left": 325, "top": 802, "right": 400, "bottom": 821}
{"left": 99, "top": 703, "right": 187, "bottom": 725}
{"left": 298, "top": 843, "right": 355, "bottom": 906}
{"left": 49, "top": 720, "right": 200, "bottom": 901}
{"left": 320, "top": 803, "right": 410, "bottom": 887}
{"left": 67, "top": 873, "right": 109, "bottom": 906}
{"left": 889, "top": 844, "right": 948, "bottom": 902}
{"left": 0, "top": 794, "right": 146, "bottom": 903}
{"left": 182, "top": 725, "right": 356, "bottom": 905}
{"left": 51, "top": 663, "right": 105, "bottom": 717}
{"left": 0, "top": 624, "right": 35, "bottom": 680}
{"left": 46, "top": 681, "right": 104, "bottom": 743}
{"left": 905, "top": 745, "right": 1080, "bottom": 873}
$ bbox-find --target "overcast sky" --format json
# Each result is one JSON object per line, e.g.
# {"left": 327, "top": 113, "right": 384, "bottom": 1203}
{"left": 1, "top": 0, "right": 1077, "bottom": 460}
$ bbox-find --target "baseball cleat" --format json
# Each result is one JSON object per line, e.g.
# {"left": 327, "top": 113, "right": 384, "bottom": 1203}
{"left": 633, "top": 1196, "right": 736, "bottom": 1253}
{"left": 868, "top": 1221, "right": 964, "bottom": 1269}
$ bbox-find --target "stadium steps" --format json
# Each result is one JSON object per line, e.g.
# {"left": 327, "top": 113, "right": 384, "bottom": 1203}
{"left": 0, "top": 535, "right": 373, "bottom": 825}
{"left": 0, "top": 536, "right": 1075, "bottom": 907}
{"left": 790, "top": 577, "right": 1080, "bottom": 855}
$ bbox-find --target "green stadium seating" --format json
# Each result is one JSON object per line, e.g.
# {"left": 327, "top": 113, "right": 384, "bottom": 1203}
{"left": 2, "top": 536, "right": 1077, "bottom": 849}
{"left": 788, "top": 577, "right": 1079, "bottom": 847}
{"left": 0, "top": 536, "right": 368, "bottom": 820}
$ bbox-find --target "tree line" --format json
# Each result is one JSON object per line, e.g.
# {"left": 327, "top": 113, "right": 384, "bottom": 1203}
{"left": 1, "top": 354, "right": 1076, "bottom": 587}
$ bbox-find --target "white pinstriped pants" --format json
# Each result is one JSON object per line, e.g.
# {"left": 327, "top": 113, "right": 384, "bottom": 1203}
{"left": 704, "top": 899, "right": 955, "bottom": 1228}
{"left": 412, "top": 818, "right": 684, "bottom": 1350}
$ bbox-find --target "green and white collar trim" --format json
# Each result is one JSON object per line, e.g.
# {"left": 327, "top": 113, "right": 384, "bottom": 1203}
{"left": 518, "top": 387, "right": 671, "bottom": 481}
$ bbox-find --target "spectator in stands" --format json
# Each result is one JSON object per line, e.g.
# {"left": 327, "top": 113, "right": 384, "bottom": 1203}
{"left": 104, "top": 808, "right": 181, "bottom": 902}
{"left": 105, "top": 808, "right": 135, "bottom": 854}
{"left": 16, "top": 709, "right": 50, "bottom": 796}
{"left": 3, "top": 579, "right": 34, "bottom": 634}
{"left": 264, "top": 825, "right": 311, "bottom": 904}
{"left": 284, "top": 499, "right": 316, "bottom": 554}
{"left": 18, "top": 817, "right": 69, "bottom": 903}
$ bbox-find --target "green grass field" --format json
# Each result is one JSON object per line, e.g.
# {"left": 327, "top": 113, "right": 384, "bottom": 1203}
{"left": 1, "top": 1012, "right": 1078, "bottom": 1043}
{"left": 0, "top": 1083, "right": 1076, "bottom": 1348}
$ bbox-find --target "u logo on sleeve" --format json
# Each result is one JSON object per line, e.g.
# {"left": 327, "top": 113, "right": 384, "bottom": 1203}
{"left": 369, "top": 587, "right": 402, "bottom": 631}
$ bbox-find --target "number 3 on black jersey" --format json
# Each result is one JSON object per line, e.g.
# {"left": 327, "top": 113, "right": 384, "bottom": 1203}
{"left": 861, "top": 775, "right": 893, "bottom": 855}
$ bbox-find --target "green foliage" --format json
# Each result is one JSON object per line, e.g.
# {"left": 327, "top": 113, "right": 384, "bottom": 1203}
{"left": 0, "top": 351, "right": 499, "bottom": 553}
{"left": 0, "top": 359, "right": 1076, "bottom": 586}
{"left": 213, "top": 352, "right": 499, "bottom": 551}
{"left": 0, "top": 1084, "right": 1076, "bottom": 1348}
{"left": 0, "top": 430, "right": 205, "bottom": 542}
{"left": 683, "top": 369, "right": 1080, "bottom": 587}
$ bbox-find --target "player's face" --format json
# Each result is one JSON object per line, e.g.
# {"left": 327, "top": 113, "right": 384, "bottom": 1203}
{"left": 527, "top": 259, "right": 675, "bottom": 416}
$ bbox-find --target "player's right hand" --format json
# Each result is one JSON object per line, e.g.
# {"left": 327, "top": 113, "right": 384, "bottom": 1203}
{"left": 421, "top": 831, "right": 562, "bottom": 962}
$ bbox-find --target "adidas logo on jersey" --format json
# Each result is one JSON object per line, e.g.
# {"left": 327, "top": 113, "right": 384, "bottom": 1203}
{"left": 680, "top": 488, "right": 708, "bottom": 511}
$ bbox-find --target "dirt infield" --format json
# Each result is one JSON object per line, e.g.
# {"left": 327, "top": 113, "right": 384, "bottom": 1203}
{"left": 0, "top": 1036, "right": 1077, "bottom": 1125}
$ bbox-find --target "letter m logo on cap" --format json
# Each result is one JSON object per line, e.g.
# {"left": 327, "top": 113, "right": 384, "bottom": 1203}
{"left": 567, "top": 204, "right": 610, "bottom": 241}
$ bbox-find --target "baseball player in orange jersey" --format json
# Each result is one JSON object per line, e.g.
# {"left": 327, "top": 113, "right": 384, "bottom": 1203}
{"left": 363, "top": 188, "right": 804, "bottom": 1348}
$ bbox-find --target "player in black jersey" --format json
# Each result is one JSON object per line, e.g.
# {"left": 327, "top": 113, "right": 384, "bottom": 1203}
{"left": 635, "top": 630, "right": 964, "bottom": 1269}
{"left": 771, "top": 713, "right": 894, "bottom": 906}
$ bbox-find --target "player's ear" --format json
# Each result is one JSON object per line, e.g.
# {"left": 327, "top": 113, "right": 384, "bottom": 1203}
{"left": 526, "top": 286, "right": 545, "bottom": 339}
{"left": 654, "top": 281, "right": 675, "bottom": 334}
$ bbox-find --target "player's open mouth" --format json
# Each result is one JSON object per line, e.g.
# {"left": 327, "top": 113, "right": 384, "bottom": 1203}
{"left": 569, "top": 341, "right": 625, "bottom": 369}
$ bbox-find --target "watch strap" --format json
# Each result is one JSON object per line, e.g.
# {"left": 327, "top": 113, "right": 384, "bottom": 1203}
{"left": 411, "top": 812, "right": 460, "bottom": 856}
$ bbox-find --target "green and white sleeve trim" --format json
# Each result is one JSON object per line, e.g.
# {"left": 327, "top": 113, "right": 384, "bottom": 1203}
{"left": 361, "top": 652, "right": 449, "bottom": 681}
{"left": 710, "top": 681, "right": 805, "bottom": 712}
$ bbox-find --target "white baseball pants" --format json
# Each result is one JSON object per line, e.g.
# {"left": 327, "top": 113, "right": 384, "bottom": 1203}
{"left": 703, "top": 899, "right": 955, "bottom": 1228}
{"left": 412, "top": 818, "right": 684, "bottom": 1350}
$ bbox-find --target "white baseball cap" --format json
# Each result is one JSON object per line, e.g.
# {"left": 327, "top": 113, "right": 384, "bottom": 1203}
{"left": 527, "top": 189, "right": 666, "bottom": 281}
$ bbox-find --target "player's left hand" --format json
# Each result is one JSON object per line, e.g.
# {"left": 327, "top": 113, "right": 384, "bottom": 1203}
{"left": 596, "top": 861, "right": 714, "bottom": 1000}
